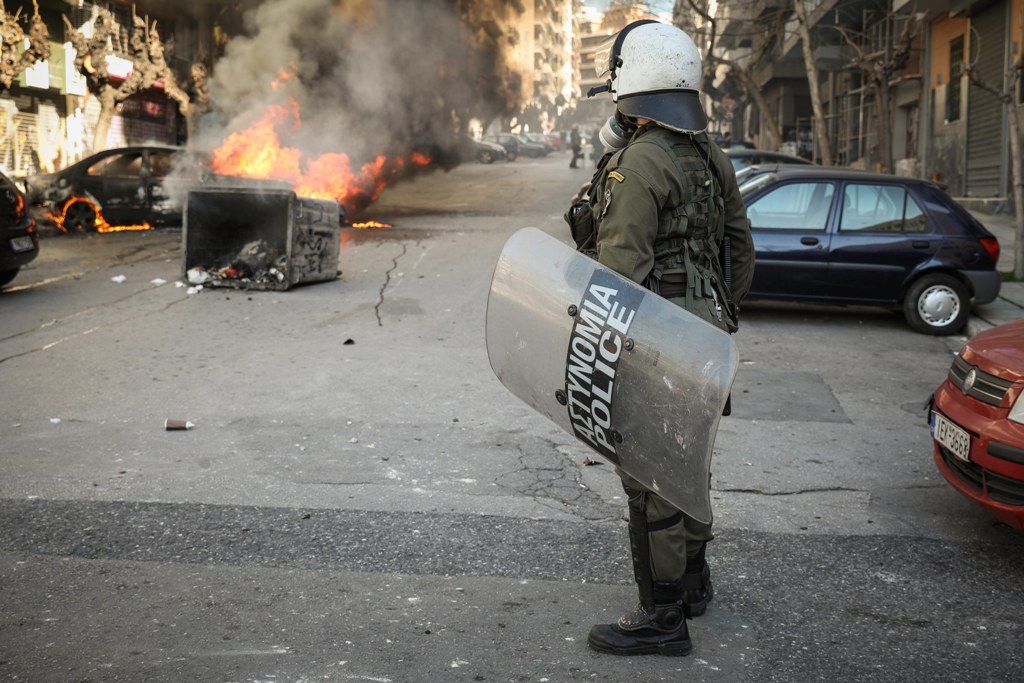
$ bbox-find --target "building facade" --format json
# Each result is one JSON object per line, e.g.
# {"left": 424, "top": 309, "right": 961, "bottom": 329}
{"left": 0, "top": 0, "right": 209, "bottom": 176}
{"left": 713, "top": 0, "right": 1022, "bottom": 208}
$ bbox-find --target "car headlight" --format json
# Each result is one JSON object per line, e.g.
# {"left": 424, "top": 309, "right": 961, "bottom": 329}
{"left": 1010, "top": 390, "right": 1024, "bottom": 425}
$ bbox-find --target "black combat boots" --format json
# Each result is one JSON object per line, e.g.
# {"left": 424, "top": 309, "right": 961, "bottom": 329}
{"left": 587, "top": 582, "right": 693, "bottom": 656}
{"left": 682, "top": 558, "right": 714, "bottom": 616}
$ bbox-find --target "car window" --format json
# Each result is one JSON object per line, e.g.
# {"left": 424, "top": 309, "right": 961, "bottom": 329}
{"left": 87, "top": 153, "right": 144, "bottom": 178}
{"left": 840, "top": 183, "right": 927, "bottom": 233}
{"left": 746, "top": 182, "right": 835, "bottom": 230}
{"left": 149, "top": 152, "right": 177, "bottom": 178}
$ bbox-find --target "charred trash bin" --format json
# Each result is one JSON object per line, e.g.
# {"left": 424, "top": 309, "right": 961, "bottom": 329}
{"left": 183, "top": 188, "right": 341, "bottom": 291}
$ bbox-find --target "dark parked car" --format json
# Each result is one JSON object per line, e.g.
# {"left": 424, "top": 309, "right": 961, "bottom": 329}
{"left": 740, "top": 166, "right": 1001, "bottom": 335}
{"left": 726, "top": 148, "right": 812, "bottom": 172}
{"left": 0, "top": 171, "right": 38, "bottom": 287}
{"left": 483, "top": 134, "right": 519, "bottom": 162}
{"left": 514, "top": 134, "right": 549, "bottom": 158}
{"left": 523, "top": 133, "right": 555, "bottom": 154}
{"left": 24, "top": 145, "right": 209, "bottom": 232}
{"left": 929, "top": 320, "right": 1024, "bottom": 530}
{"left": 456, "top": 136, "right": 507, "bottom": 164}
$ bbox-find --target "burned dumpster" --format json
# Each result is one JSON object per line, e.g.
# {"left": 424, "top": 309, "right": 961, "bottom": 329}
{"left": 183, "top": 188, "right": 341, "bottom": 291}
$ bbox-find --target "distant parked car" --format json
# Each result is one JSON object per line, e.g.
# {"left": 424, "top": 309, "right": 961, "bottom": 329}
{"left": 726, "top": 148, "right": 812, "bottom": 171}
{"left": 483, "top": 134, "right": 519, "bottom": 162}
{"left": 24, "top": 145, "right": 211, "bottom": 232}
{"left": 0, "top": 171, "right": 38, "bottom": 287}
{"left": 740, "top": 166, "right": 1001, "bottom": 335}
{"left": 456, "top": 136, "right": 507, "bottom": 164}
{"left": 929, "top": 320, "right": 1024, "bottom": 530}
{"left": 514, "top": 135, "right": 549, "bottom": 158}
{"left": 523, "top": 133, "right": 555, "bottom": 154}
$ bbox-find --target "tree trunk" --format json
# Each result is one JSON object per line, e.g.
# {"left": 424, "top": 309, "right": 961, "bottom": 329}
{"left": 92, "top": 91, "right": 116, "bottom": 152}
{"left": 794, "top": 1, "right": 833, "bottom": 165}
{"left": 736, "top": 70, "right": 784, "bottom": 150}
{"left": 875, "top": 77, "right": 893, "bottom": 174}
{"left": 1006, "top": 88, "right": 1024, "bottom": 280}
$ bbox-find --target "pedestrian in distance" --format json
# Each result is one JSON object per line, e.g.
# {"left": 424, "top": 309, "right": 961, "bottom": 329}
{"left": 564, "top": 19, "right": 755, "bottom": 657}
{"left": 569, "top": 124, "right": 584, "bottom": 168}
{"left": 590, "top": 127, "right": 603, "bottom": 167}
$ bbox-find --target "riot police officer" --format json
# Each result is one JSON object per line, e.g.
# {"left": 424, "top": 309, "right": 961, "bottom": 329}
{"left": 568, "top": 20, "right": 755, "bottom": 656}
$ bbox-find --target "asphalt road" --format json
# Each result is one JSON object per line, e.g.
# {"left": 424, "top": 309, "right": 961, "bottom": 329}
{"left": 1, "top": 152, "right": 1022, "bottom": 682}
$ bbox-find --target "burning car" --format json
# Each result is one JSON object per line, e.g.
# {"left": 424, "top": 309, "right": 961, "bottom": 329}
{"left": 0, "top": 171, "right": 38, "bottom": 288}
{"left": 23, "top": 145, "right": 263, "bottom": 233}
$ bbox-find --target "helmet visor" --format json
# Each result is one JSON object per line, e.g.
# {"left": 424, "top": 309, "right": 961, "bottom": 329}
{"left": 592, "top": 34, "right": 617, "bottom": 77}
{"left": 617, "top": 90, "right": 708, "bottom": 133}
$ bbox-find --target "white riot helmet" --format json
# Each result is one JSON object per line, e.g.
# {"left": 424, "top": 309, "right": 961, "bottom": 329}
{"left": 590, "top": 20, "right": 707, "bottom": 134}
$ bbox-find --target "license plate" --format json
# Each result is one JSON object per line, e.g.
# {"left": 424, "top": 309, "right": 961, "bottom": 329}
{"left": 932, "top": 412, "right": 971, "bottom": 462}
{"left": 9, "top": 235, "right": 34, "bottom": 253}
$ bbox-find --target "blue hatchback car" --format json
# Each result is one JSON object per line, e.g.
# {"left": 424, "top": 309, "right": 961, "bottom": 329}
{"left": 739, "top": 166, "right": 1001, "bottom": 335}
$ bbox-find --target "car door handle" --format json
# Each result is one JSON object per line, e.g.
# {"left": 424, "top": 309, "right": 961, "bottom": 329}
{"left": 912, "top": 240, "right": 930, "bottom": 249}
{"left": 800, "top": 237, "right": 819, "bottom": 246}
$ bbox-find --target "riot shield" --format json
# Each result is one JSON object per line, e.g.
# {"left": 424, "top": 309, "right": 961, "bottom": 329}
{"left": 486, "top": 227, "right": 738, "bottom": 524}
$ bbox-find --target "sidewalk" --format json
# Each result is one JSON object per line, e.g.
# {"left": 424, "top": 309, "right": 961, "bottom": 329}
{"left": 966, "top": 209, "right": 1024, "bottom": 336}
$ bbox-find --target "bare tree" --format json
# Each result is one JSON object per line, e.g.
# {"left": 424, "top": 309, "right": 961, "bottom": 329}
{"left": 835, "top": 11, "right": 921, "bottom": 174}
{"left": 0, "top": 0, "right": 49, "bottom": 90}
{"left": 793, "top": 0, "right": 833, "bottom": 165}
{"left": 676, "top": 0, "right": 785, "bottom": 149}
{"left": 64, "top": 6, "right": 187, "bottom": 152}
{"left": 963, "top": 25, "right": 1024, "bottom": 280}
{"left": 181, "top": 62, "right": 214, "bottom": 143}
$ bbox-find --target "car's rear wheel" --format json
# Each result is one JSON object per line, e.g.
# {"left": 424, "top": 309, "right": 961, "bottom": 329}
{"left": 0, "top": 267, "right": 19, "bottom": 288}
{"left": 63, "top": 199, "right": 98, "bottom": 232}
{"left": 478, "top": 150, "right": 495, "bottom": 164}
{"left": 506, "top": 152, "right": 517, "bottom": 162}
{"left": 903, "top": 273, "right": 969, "bottom": 335}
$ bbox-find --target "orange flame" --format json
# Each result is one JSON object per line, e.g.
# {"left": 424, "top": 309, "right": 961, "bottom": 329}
{"left": 54, "top": 196, "right": 152, "bottom": 234}
{"left": 351, "top": 221, "right": 392, "bottom": 229}
{"left": 210, "top": 97, "right": 431, "bottom": 213}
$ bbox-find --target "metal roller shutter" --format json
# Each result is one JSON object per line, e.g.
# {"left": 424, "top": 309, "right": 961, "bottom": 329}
{"left": 965, "top": 3, "right": 1008, "bottom": 197}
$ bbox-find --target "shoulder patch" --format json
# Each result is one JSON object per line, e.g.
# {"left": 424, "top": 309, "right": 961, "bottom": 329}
{"left": 608, "top": 170, "right": 625, "bottom": 183}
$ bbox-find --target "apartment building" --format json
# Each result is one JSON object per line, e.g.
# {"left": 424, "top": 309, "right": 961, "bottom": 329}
{"left": 718, "top": 0, "right": 1022, "bottom": 207}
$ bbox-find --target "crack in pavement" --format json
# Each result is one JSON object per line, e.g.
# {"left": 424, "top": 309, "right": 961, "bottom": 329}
{"left": 0, "top": 292, "right": 190, "bottom": 364}
{"left": 374, "top": 243, "right": 408, "bottom": 327}
{"left": 495, "top": 439, "right": 617, "bottom": 522}
{"left": 717, "top": 486, "right": 861, "bottom": 496}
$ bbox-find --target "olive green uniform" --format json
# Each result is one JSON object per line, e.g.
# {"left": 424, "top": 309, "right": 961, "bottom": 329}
{"left": 580, "top": 122, "right": 754, "bottom": 586}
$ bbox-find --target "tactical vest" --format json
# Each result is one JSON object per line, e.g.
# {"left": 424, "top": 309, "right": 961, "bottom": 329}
{"left": 594, "top": 128, "right": 736, "bottom": 331}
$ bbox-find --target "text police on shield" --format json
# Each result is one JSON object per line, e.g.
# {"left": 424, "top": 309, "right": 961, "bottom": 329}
{"left": 564, "top": 269, "right": 644, "bottom": 464}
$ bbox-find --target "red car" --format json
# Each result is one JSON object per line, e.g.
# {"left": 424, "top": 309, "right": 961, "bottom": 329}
{"left": 930, "top": 320, "right": 1024, "bottom": 529}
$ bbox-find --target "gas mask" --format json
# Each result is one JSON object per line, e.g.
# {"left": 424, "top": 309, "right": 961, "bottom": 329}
{"left": 598, "top": 111, "right": 637, "bottom": 153}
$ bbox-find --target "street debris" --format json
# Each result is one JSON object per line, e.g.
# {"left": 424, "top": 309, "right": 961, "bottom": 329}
{"left": 111, "top": 275, "right": 127, "bottom": 283}
{"left": 165, "top": 419, "right": 195, "bottom": 431}
{"left": 187, "top": 240, "right": 289, "bottom": 289}
{"left": 186, "top": 267, "right": 210, "bottom": 285}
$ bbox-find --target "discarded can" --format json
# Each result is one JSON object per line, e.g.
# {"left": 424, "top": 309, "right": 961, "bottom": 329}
{"left": 165, "top": 419, "right": 195, "bottom": 431}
